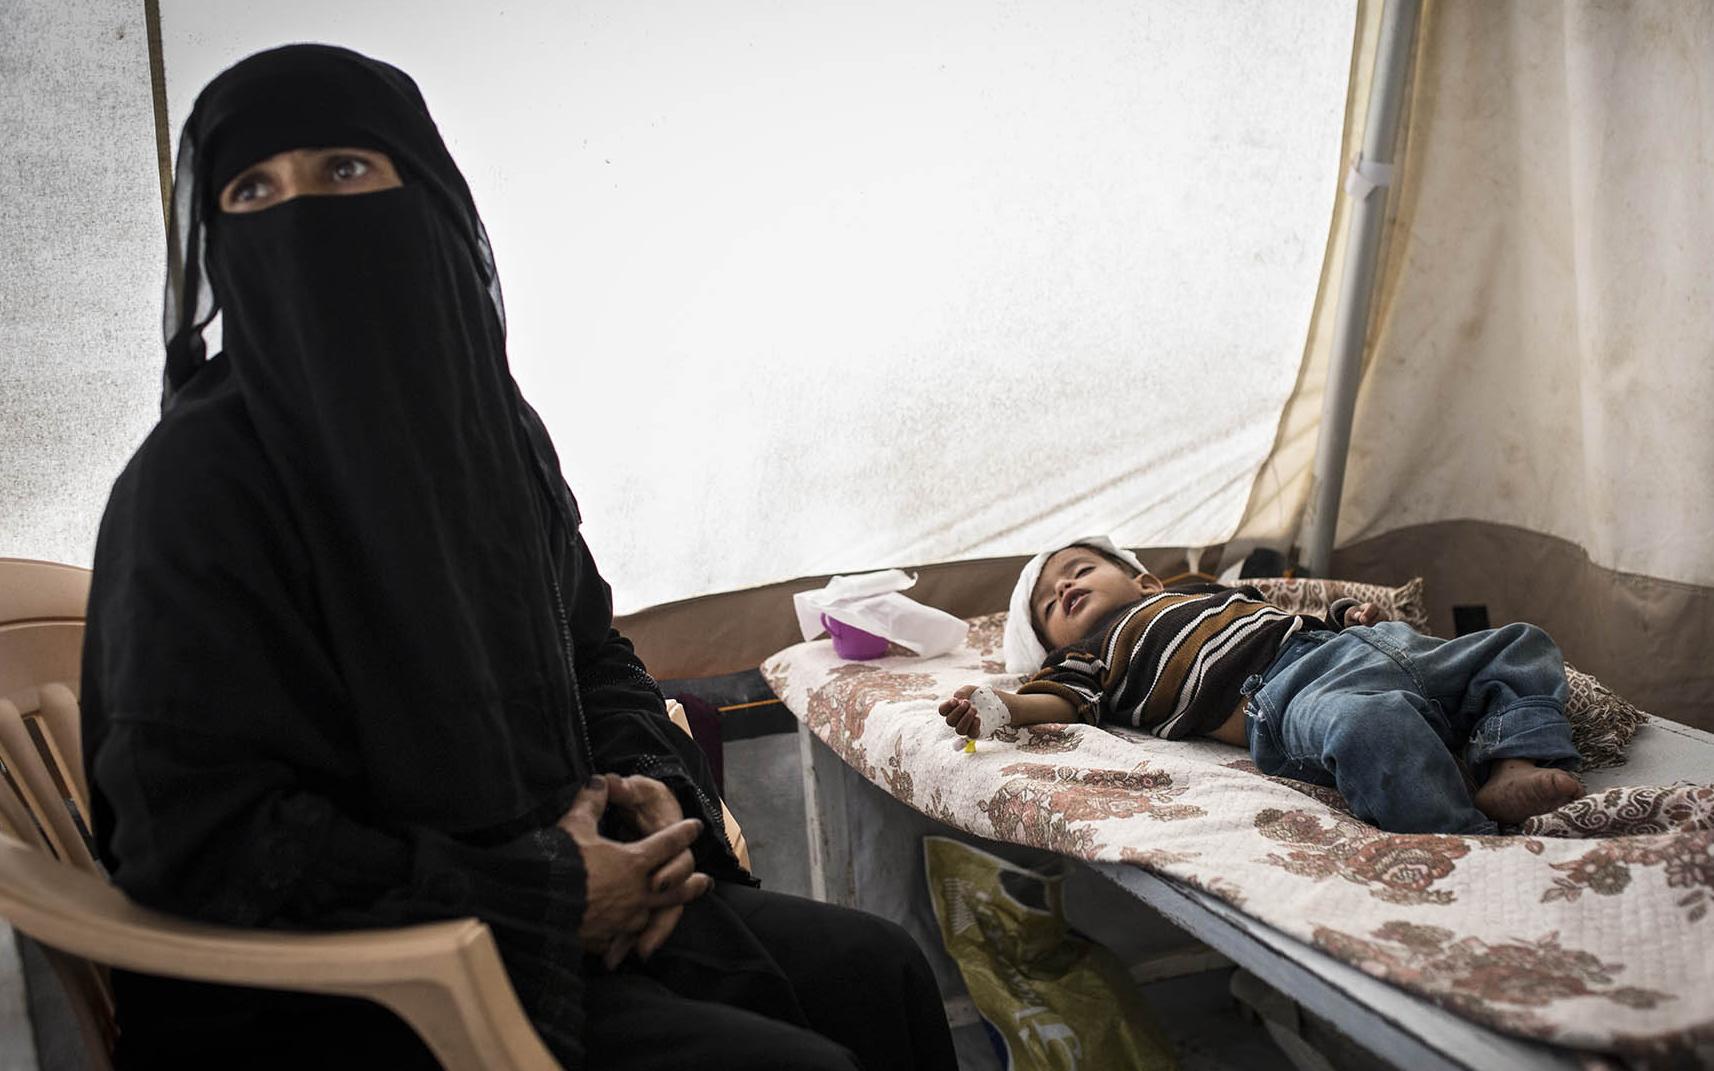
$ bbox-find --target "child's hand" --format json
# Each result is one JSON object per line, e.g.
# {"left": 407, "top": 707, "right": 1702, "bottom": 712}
{"left": 939, "top": 684, "right": 983, "bottom": 737}
{"left": 1342, "top": 601, "right": 1389, "bottom": 627}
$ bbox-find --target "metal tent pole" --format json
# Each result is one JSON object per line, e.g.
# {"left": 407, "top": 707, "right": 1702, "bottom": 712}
{"left": 1301, "top": 0, "right": 1422, "bottom": 576}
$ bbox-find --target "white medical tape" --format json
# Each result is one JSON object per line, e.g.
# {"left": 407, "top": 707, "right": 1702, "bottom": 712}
{"left": 1343, "top": 154, "right": 1395, "bottom": 201}
{"left": 965, "top": 685, "right": 1010, "bottom": 739}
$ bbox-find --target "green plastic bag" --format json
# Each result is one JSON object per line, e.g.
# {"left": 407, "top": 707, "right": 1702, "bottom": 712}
{"left": 924, "top": 836, "right": 1178, "bottom": 1071}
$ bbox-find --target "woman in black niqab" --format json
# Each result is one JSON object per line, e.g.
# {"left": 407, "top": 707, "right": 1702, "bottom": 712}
{"left": 84, "top": 43, "right": 955, "bottom": 1071}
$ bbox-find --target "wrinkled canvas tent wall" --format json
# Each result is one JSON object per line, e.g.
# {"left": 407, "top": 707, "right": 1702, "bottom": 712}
{"left": 1236, "top": 1, "right": 1714, "bottom": 729}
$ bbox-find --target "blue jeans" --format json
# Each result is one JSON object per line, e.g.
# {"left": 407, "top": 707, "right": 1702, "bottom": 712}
{"left": 1242, "top": 622, "right": 1579, "bottom": 835}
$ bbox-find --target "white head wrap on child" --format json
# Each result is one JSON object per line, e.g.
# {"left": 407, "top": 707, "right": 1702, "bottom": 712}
{"left": 1003, "top": 536, "right": 1151, "bottom": 676}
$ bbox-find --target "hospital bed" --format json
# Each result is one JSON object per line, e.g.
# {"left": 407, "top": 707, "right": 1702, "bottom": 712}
{"left": 770, "top": 617, "right": 1714, "bottom": 1070}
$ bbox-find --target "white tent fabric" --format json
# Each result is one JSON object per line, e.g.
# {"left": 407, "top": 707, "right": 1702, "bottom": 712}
{"left": 1230, "top": 0, "right": 1382, "bottom": 551}
{"left": 0, "top": 2, "right": 162, "bottom": 571}
{"left": 154, "top": 0, "right": 1356, "bottom": 614}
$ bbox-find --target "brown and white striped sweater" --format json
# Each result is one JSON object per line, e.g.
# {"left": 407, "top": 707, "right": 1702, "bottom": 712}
{"left": 1018, "top": 583, "right": 1353, "bottom": 739}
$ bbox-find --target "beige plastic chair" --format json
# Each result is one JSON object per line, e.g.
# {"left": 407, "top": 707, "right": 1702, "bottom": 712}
{"left": 0, "top": 557, "right": 748, "bottom": 1070}
{"left": 664, "top": 703, "right": 752, "bottom": 872}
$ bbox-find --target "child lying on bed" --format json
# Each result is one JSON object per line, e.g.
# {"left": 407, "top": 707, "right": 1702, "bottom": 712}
{"left": 938, "top": 537, "right": 1584, "bottom": 834}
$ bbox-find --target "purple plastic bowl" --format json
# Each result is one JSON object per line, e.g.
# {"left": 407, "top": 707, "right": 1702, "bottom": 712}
{"left": 821, "top": 613, "right": 891, "bottom": 660}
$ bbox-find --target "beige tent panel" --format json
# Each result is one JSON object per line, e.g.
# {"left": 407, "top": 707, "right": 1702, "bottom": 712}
{"left": 1339, "top": 0, "right": 1714, "bottom": 587}
{"left": 1240, "top": 1, "right": 1714, "bottom": 730}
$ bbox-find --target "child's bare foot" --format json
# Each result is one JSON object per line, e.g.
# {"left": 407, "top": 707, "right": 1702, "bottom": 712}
{"left": 1474, "top": 759, "right": 1584, "bottom": 825}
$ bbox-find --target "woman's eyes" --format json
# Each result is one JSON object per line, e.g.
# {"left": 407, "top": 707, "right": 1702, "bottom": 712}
{"left": 219, "top": 151, "right": 394, "bottom": 213}
{"left": 329, "top": 155, "right": 373, "bottom": 181}
{"left": 229, "top": 175, "right": 271, "bottom": 202}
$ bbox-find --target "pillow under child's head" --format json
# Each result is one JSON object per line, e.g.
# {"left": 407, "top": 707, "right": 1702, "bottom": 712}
{"left": 1003, "top": 536, "right": 1153, "bottom": 675}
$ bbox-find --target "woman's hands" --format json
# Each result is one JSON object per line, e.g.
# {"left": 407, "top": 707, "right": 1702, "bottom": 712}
{"left": 558, "top": 776, "right": 711, "bottom": 970}
{"left": 603, "top": 773, "right": 702, "bottom": 966}
{"left": 604, "top": 773, "right": 683, "bottom": 837}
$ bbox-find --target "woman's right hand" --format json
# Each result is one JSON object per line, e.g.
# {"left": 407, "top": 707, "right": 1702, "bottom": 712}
{"left": 557, "top": 777, "right": 711, "bottom": 961}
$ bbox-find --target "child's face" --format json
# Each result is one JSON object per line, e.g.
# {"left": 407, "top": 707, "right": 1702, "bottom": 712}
{"left": 1031, "top": 547, "right": 1162, "bottom": 650}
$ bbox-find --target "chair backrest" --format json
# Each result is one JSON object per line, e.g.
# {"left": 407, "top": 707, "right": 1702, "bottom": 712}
{"left": 664, "top": 700, "right": 752, "bottom": 872}
{"left": 0, "top": 558, "right": 95, "bottom": 869}
{"left": 0, "top": 558, "right": 116, "bottom": 1066}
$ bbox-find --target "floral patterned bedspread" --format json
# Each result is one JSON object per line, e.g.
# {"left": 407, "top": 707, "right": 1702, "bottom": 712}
{"left": 761, "top": 614, "right": 1714, "bottom": 1060}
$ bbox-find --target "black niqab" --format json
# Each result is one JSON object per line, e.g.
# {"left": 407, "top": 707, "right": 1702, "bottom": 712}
{"left": 165, "top": 45, "right": 587, "bottom": 830}
{"left": 164, "top": 44, "right": 505, "bottom": 396}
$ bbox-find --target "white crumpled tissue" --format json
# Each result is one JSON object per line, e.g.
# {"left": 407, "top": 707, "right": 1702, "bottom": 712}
{"left": 792, "top": 569, "right": 969, "bottom": 657}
